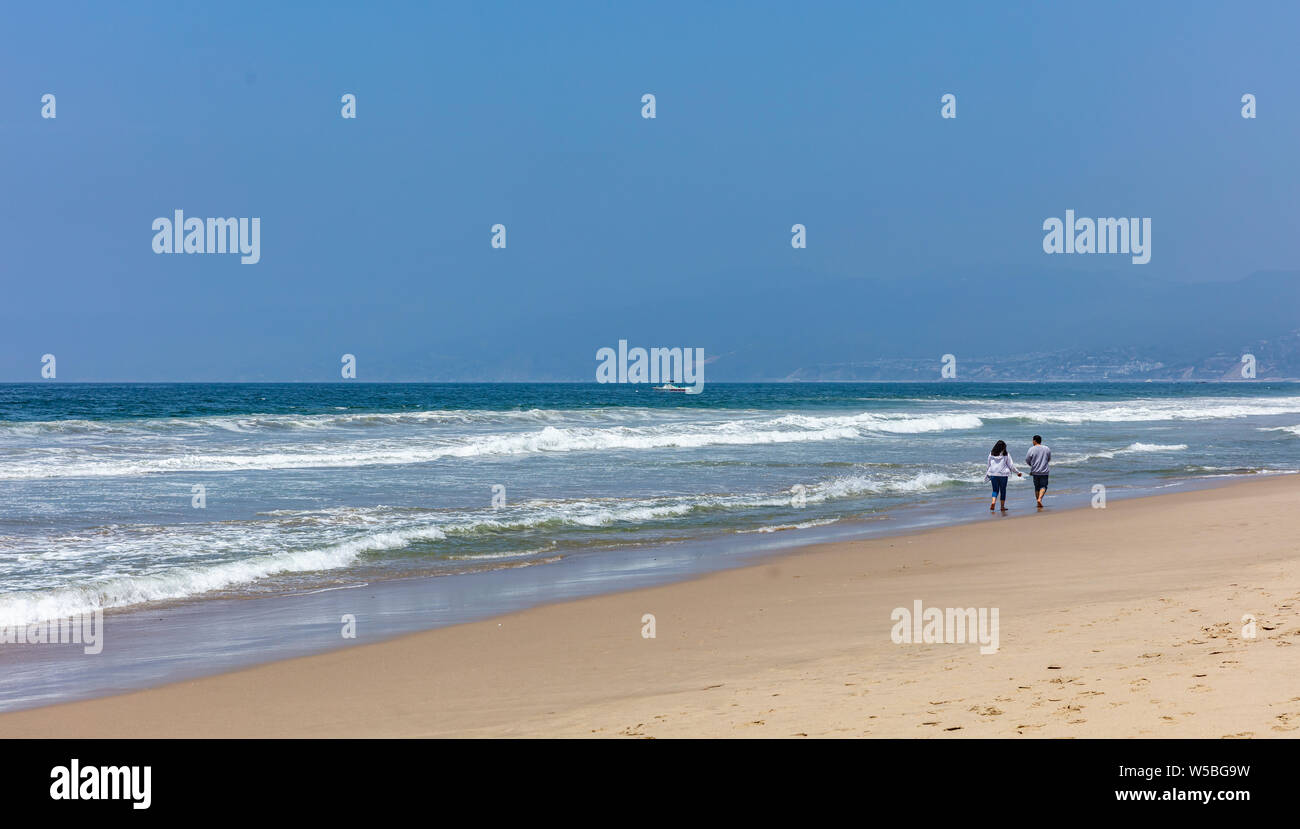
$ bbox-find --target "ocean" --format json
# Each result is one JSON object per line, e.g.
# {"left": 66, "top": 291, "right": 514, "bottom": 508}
{"left": 2, "top": 381, "right": 1298, "bottom": 632}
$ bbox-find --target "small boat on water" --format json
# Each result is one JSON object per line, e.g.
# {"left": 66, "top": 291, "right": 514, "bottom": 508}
{"left": 653, "top": 383, "right": 689, "bottom": 392}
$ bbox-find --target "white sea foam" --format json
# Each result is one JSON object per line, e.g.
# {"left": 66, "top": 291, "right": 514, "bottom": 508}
{"left": 768, "top": 412, "right": 984, "bottom": 433}
{"left": 1121, "top": 442, "right": 1189, "bottom": 452}
{"left": 1260, "top": 425, "right": 1300, "bottom": 436}
{"left": 967, "top": 397, "right": 1300, "bottom": 424}
{"left": 5, "top": 394, "right": 1297, "bottom": 440}
{"left": 0, "top": 406, "right": 675, "bottom": 437}
{"left": 0, "top": 469, "right": 973, "bottom": 624}
{"left": 1190, "top": 468, "right": 1298, "bottom": 479}
{"left": 1055, "top": 442, "right": 1189, "bottom": 464}
{"left": 813, "top": 471, "right": 973, "bottom": 500}
{"left": 740, "top": 518, "right": 841, "bottom": 534}
{"left": 0, "top": 527, "right": 439, "bottom": 627}
{"left": 0, "top": 413, "right": 986, "bottom": 479}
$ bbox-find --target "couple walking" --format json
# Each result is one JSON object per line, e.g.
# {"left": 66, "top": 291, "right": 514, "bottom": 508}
{"left": 984, "top": 435, "right": 1051, "bottom": 512}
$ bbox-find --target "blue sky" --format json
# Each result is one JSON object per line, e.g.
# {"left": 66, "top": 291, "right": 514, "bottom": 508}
{"left": 1, "top": 1, "right": 1297, "bottom": 380}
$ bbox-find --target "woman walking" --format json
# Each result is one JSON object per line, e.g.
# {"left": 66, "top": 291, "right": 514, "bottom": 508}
{"left": 984, "top": 439, "right": 1022, "bottom": 512}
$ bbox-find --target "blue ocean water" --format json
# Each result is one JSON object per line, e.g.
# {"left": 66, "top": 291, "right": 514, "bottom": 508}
{"left": 1, "top": 381, "right": 1297, "bottom": 627}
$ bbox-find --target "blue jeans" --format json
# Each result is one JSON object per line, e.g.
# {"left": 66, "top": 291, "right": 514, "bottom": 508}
{"left": 989, "top": 476, "right": 1008, "bottom": 501}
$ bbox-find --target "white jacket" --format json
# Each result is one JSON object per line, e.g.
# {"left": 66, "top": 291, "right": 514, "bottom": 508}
{"left": 985, "top": 453, "right": 1019, "bottom": 479}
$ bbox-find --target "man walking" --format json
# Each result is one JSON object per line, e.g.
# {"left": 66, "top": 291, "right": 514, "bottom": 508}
{"left": 1025, "top": 435, "right": 1051, "bottom": 509}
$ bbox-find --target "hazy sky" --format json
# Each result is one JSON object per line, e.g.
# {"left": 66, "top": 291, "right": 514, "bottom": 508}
{"left": 2, "top": 1, "right": 1297, "bottom": 380}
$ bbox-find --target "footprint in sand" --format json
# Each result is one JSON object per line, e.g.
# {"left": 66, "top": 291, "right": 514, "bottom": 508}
{"left": 1203, "top": 622, "right": 1233, "bottom": 639}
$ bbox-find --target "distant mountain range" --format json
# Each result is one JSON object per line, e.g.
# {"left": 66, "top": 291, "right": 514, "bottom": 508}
{"left": 450, "top": 267, "right": 1300, "bottom": 382}
{"left": 783, "top": 335, "right": 1300, "bottom": 381}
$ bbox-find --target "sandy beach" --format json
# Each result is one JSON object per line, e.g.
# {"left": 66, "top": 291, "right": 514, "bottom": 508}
{"left": 3, "top": 475, "right": 1298, "bottom": 738}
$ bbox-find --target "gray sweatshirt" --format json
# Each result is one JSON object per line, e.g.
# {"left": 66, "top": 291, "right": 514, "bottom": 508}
{"left": 1025, "top": 444, "right": 1051, "bottom": 475}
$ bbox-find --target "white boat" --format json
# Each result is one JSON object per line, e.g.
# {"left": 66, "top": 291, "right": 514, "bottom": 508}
{"left": 653, "top": 383, "right": 689, "bottom": 392}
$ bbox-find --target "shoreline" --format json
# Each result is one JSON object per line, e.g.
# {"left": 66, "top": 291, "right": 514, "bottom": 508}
{"left": 3, "top": 474, "right": 1298, "bottom": 737}
{"left": 0, "top": 471, "right": 1263, "bottom": 713}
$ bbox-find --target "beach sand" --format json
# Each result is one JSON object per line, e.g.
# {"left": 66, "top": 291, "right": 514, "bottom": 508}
{"left": 3, "top": 475, "right": 1298, "bottom": 738}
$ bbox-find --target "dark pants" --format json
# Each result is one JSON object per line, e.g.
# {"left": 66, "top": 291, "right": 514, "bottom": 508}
{"left": 989, "top": 476, "right": 1008, "bottom": 501}
{"left": 1033, "top": 474, "right": 1049, "bottom": 492}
